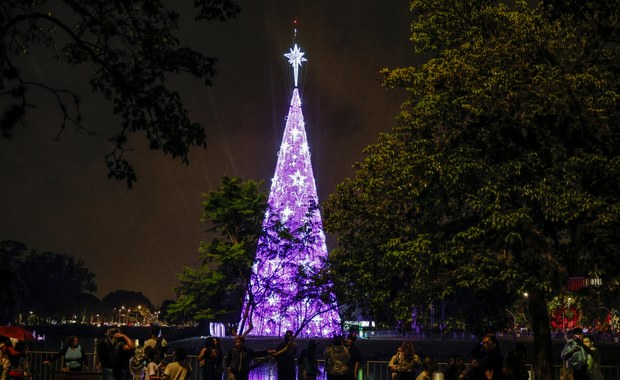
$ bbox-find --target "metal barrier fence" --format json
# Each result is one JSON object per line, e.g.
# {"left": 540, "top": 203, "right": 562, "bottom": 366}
{"left": 24, "top": 351, "right": 620, "bottom": 380}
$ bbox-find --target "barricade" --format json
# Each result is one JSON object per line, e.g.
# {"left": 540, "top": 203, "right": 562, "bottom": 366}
{"left": 24, "top": 351, "right": 620, "bottom": 380}
{"left": 51, "top": 371, "right": 101, "bottom": 380}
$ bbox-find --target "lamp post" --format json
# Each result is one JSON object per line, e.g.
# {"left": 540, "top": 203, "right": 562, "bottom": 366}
{"left": 562, "top": 297, "right": 572, "bottom": 337}
{"left": 506, "top": 309, "right": 517, "bottom": 339}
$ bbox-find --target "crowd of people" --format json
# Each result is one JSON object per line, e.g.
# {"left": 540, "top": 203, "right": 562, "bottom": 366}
{"left": 94, "top": 325, "right": 192, "bottom": 380}
{"left": 0, "top": 326, "right": 609, "bottom": 380}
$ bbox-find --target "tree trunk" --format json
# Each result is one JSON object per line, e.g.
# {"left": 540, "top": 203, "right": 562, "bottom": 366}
{"left": 528, "top": 288, "right": 555, "bottom": 380}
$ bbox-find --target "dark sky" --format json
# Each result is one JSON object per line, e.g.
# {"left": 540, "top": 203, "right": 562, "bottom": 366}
{"left": 0, "top": 1, "right": 415, "bottom": 306}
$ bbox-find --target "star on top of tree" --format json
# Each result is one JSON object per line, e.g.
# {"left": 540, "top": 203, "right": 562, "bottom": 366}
{"left": 284, "top": 44, "right": 307, "bottom": 88}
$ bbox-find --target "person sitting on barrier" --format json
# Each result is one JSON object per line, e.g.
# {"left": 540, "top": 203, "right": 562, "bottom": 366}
{"left": 43, "top": 335, "right": 88, "bottom": 372}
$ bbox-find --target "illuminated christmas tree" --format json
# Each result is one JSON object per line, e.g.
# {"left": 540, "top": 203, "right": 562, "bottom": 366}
{"left": 241, "top": 43, "right": 340, "bottom": 337}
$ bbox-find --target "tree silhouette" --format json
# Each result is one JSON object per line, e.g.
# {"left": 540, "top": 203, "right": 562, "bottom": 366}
{"left": 1, "top": 0, "right": 241, "bottom": 186}
{"left": 0, "top": 240, "right": 98, "bottom": 323}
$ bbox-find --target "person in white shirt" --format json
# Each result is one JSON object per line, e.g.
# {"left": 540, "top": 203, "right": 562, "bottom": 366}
{"left": 162, "top": 348, "right": 191, "bottom": 380}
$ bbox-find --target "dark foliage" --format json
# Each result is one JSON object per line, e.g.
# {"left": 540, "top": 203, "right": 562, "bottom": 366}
{"left": 1, "top": 0, "right": 241, "bottom": 186}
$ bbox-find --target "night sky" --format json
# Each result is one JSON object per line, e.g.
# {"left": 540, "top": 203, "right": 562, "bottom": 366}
{"left": 0, "top": 1, "right": 415, "bottom": 306}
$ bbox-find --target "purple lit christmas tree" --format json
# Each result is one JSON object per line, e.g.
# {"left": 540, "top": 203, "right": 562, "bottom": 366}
{"left": 241, "top": 43, "right": 340, "bottom": 337}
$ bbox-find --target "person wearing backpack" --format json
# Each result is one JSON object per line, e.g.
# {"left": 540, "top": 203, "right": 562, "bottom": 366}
{"left": 97, "top": 327, "right": 136, "bottom": 380}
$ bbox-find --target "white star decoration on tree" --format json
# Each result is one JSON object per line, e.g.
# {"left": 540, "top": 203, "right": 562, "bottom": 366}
{"left": 284, "top": 44, "right": 307, "bottom": 87}
{"left": 290, "top": 127, "right": 302, "bottom": 142}
{"left": 280, "top": 140, "right": 290, "bottom": 154}
{"left": 300, "top": 142, "right": 309, "bottom": 156}
{"left": 290, "top": 170, "right": 307, "bottom": 187}
{"left": 281, "top": 205, "right": 294, "bottom": 221}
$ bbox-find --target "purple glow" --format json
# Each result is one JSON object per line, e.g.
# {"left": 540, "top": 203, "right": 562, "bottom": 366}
{"left": 241, "top": 45, "right": 340, "bottom": 337}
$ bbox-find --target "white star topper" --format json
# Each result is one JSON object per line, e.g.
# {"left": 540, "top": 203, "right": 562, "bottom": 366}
{"left": 284, "top": 44, "right": 307, "bottom": 88}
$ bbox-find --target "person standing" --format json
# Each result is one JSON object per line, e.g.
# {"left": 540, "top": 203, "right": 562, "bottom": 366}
{"left": 297, "top": 341, "right": 318, "bottom": 380}
{"left": 271, "top": 330, "right": 297, "bottom": 380}
{"left": 1, "top": 342, "right": 11, "bottom": 380}
{"left": 560, "top": 328, "right": 588, "bottom": 380}
{"left": 212, "top": 338, "right": 224, "bottom": 380}
{"left": 43, "top": 335, "right": 88, "bottom": 372}
{"left": 581, "top": 335, "right": 604, "bottom": 380}
{"left": 199, "top": 337, "right": 222, "bottom": 380}
{"left": 503, "top": 343, "right": 528, "bottom": 380}
{"left": 346, "top": 334, "right": 362, "bottom": 380}
{"left": 162, "top": 348, "right": 191, "bottom": 380}
{"left": 96, "top": 327, "right": 136, "bottom": 380}
{"left": 444, "top": 355, "right": 466, "bottom": 380}
{"left": 144, "top": 326, "right": 168, "bottom": 365}
{"left": 323, "top": 336, "right": 350, "bottom": 380}
{"left": 471, "top": 334, "right": 503, "bottom": 380}
{"left": 145, "top": 349, "right": 160, "bottom": 380}
{"left": 225, "top": 336, "right": 268, "bottom": 380}
{"left": 7, "top": 341, "right": 31, "bottom": 380}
